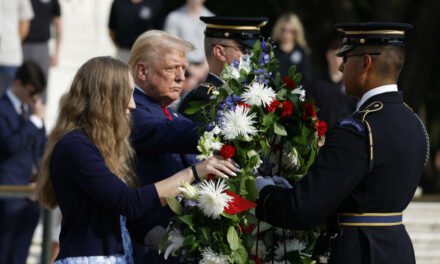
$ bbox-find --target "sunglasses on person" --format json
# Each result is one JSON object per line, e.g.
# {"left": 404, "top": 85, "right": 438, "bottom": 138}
{"left": 342, "top": 52, "right": 381, "bottom": 63}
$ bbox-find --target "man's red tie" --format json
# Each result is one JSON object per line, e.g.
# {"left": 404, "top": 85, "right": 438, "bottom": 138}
{"left": 161, "top": 106, "right": 172, "bottom": 120}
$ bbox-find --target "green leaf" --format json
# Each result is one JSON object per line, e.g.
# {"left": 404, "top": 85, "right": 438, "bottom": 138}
{"left": 158, "top": 233, "right": 168, "bottom": 254}
{"left": 262, "top": 113, "right": 275, "bottom": 127}
{"left": 227, "top": 226, "right": 239, "bottom": 250}
{"left": 245, "top": 178, "right": 259, "bottom": 202}
{"left": 200, "top": 226, "right": 211, "bottom": 244}
{"left": 274, "top": 123, "right": 288, "bottom": 136}
{"left": 232, "top": 243, "right": 248, "bottom": 264}
{"left": 222, "top": 212, "right": 240, "bottom": 222}
{"left": 274, "top": 72, "right": 282, "bottom": 88}
{"left": 183, "top": 234, "right": 196, "bottom": 247}
{"left": 178, "top": 214, "right": 195, "bottom": 227}
{"left": 294, "top": 72, "right": 303, "bottom": 85}
{"left": 277, "top": 88, "right": 288, "bottom": 100}
{"left": 288, "top": 65, "right": 297, "bottom": 79}
{"left": 166, "top": 195, "right": 183, "bottom": 215}
{"left": 183, "top": 100, "right": 207, "bottom": 115}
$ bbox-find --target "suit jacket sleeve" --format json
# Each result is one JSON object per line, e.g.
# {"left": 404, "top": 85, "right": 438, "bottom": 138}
{"left": 55, "top": 135, "right": 162, "bottom": 220}
{"left": 256, "top": 125, "right": 369, "bottom": 228}
{"left": 131, "top": 109, "right": 200, "bottom": 155}
{"left": 0, "top": 113, "right": 42, "bottom": 156}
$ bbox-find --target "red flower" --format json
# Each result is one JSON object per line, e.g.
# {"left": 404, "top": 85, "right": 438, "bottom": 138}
{"left": 281, "top": 101, "right": 294, "bottom": 117}
{"left": 237, "top": 102, "right": 252, "bottom": 109}
{"left": 282, "top": 77, "right": 296, "bottom": 90}
{"left": 250, "top": 255, "right": 262, "bottom": 264}
{"left": 239, "top": 224, "right": 255, "bottom": 233}
{"left": 316, "top": 120, "right": 327, "bottom": 137}
{"left": 220, "top": 144, "right": 236, "bottom": 159}
{"left": 266, "top": 99, "right": 280, "bottom": 112}
{"left": 207, "top": 174, "right": 216, "bottom": 181}
{"left": 302, "top": 103, "right": 316, "bottom": 119}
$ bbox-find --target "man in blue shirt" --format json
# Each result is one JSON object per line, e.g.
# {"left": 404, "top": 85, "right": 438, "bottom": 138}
{"left": 0, "top": 60, "right": 47, "bottom": 264}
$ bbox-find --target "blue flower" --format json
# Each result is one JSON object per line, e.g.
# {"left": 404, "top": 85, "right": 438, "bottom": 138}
{"left": 261, "top": 40, "right": 268, "bottom": 51}
{"left": 206, "top": 121, "right": 215, "bottom": 131}
{"left": 233, "top": 60, "right": 239, "bottom": 68}
{"left": 232, "top": 94, "right": 241, "bottom": 102}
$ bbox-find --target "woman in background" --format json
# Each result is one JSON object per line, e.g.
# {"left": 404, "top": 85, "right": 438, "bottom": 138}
{"left": 272, "top": 13, "right": 312, "bottom": 86}
{"left": 37, "top": 56, "right": 236, "bottom": 263}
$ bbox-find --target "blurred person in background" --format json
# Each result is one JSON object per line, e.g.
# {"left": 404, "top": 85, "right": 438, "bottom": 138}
{"left": 22, "top": 0, "right": 62, "bottom": 104}
{"left": 109, "top": 0, "right": 163, "bottom": 63}
{"left": 272, "top": 13, "right": 312, "bottom": 86}
{"left": 0, "top": 61, "right": 46, "bottom": 264}
{"left": 164, "top": 0, "right": 214, "bottom": 106}
{"left": 0, "top": 0, "right": 34, "bottom": 95}
{"left": 37, "top": 56, "right": 236, "bottom": 264}
{"left": 306, "top": 38, "right": 358, "bottom": 129}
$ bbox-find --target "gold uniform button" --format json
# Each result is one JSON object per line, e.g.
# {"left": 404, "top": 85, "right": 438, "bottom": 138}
{"left": 224, "top": 32, "right": 230, "bottom": 37}
{"left": 360, "top": 38, "right": 366, "bottom": 44}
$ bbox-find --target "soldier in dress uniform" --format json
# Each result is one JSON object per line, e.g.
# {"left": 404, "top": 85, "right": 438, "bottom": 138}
{"left": 177, "top": 16, "right": 268, "bottom": 121}
{"left": 255, "top": 22, "right": 429, "bottom": 264}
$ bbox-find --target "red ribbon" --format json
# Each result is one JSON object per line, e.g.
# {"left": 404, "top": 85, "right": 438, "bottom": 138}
{"left": 223, "top": 190, "right": 257, "bottom": 215}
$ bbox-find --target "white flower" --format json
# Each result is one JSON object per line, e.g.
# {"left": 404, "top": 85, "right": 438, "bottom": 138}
{"left": 197, "top": 127, "right": 223, "bottom": 160}
{"left": 242, "top": 82, "right": 276, "bottom": 107}
{"left": 222, "top": 105, "right": 258, "bottom": 140}
{"left": 178, "top": 181, "right": 199, "bottom": 201}
{"left": 197, "top": 179, "right": 233, "bottom": 219}
{"left": 164, "top": 229, "right": 184, "bottom": 259}
{"left": 282, "top": 147, "right": 300, "bottom": 169}
{"left": 291, "top": 86, "right": 306, "bottom": 102}
{"left": 274, "top": 239, "right": 306, "bottom": 260}
{"left": 199, "top": 247, "right": 229, "bottom": 264}
{"left": 222, "top": 55, "right": 251, "bottom": 80}
{"left": 251, "top": 240, "right": 267, "bottom": 259}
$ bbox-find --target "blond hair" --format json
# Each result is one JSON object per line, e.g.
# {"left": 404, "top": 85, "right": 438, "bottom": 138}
{"left": 37, "top": 56, "right": 137, "bottom": 209}
{"left": 128, "top": 30, "right": 195, "bottom": 73}
{"left": 272, "top": 13, "right": 308, "bottom": 48}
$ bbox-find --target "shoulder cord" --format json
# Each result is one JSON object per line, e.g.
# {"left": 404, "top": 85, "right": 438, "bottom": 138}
{"left": 403, "top": 103, "right": 430, "bottom": 166}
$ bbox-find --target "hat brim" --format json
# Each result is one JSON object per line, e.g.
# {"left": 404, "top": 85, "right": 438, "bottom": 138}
{"left": 336, "top": 45, "right": 356, "bottom": 57}
{"left": 236, "top": 39, "right": 258, "bottom": 48}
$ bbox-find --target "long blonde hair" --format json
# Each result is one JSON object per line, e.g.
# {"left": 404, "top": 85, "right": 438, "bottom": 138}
{"left": 37, "top": 56, "right": 137, "bottom": 209}
{"left": 272, "top": 13, "right": 308, "bottom": 48}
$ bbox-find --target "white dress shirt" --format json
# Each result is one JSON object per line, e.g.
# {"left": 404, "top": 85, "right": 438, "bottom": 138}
{"left": 6, "top": 89, "right": 43, "bottom": 129}
{"left": 356, "top": 84, "right": 398, "bottom": 111}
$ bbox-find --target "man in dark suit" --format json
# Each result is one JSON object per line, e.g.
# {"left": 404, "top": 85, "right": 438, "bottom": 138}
{"left": 0, "top": 61, "right": 46, "bottom": 264}
{"left": 178, "top": 16, "right": 269, "bottom": 121}
{"left": 255, "top": 22, "right": 429, "bottom": 264}
{"left": 127, "top": 30, "right": 201, "bottom": 264}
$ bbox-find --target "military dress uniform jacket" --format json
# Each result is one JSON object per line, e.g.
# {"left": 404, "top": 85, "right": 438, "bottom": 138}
{"left": 131, "top": 88, "right": 200, "bottom": 264}
{"left": 256, "top": 91, "right": 428, "bottom": 264}
{"left": 178, "top": 72, "right": 224, "bottom": 121}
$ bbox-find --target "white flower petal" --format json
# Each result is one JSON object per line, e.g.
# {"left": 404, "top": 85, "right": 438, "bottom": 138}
{"left": 242, "top": 82, "right": 276, "bottom": 107}
{"left": 222, "top": 105, "right": 258, "bottom": 140}
{"left": 199, "top": 247, "right": 229, "bottom": 264}
{"left": 197, "top": 179, "right": 233, "bottom": 219}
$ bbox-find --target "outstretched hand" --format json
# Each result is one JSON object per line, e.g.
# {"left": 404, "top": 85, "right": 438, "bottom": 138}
{"left": 195, "top": 156, "right": 239, "bottom": 180}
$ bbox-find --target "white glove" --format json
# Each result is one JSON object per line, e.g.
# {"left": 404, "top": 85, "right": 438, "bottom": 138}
{"left": 272, "top": 176, "right": 293, "bottom": 189}
{"left": 255, "top": 176, "right": 275, "bottom": 192}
